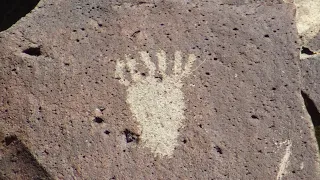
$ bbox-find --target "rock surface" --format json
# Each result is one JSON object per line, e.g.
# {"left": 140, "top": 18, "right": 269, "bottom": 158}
{"left": 300, "top": 56, "right": 320, "bottom": 151}
{"left": 0, "top": 132, "right": 52, "bottom": 180}
{"left": 294, "top": 0, "right": 320, "bottom": 51}
{"left": 0, "top": 0, "right": 319, "bottom": 179}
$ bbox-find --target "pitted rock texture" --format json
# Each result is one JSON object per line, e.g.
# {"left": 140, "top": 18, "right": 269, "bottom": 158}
{"left": 300, "top": 57, "right": 320, "bottom": 149}
{"left": 0, "top": 132, "right": 52, "bottom": 180}
{"left": 0, "top": 0, "right": 319, "bottom": 179}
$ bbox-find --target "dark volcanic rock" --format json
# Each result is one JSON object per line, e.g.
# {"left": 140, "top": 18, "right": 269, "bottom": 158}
{"left": 301, "top": 57, "right": 320, "bottom": 149}
{"left": 306, "top": 32, "right": 320, "bottom": 52}
{"left": 0, "top": 133, "right": 52, "bottom": 180}
{"left": 0, "top": 0, "right": 319, "bottom": 179}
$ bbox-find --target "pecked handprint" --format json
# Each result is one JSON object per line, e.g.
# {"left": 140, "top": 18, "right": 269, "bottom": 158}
{"left": 115, "top": 50, "right": 195, "bottom": 157}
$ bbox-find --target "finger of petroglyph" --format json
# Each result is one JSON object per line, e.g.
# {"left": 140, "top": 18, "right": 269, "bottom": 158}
{"left": 173, "top": 51, "right": 182, "bottom": 76}
{"left": 139, "top": 51, "right": 156, "bottom": 76}
{"left": 125, "top": 55, "right": 141, "bottom": 82}
{"left": 181, "top": 54, "right": 196, "bottom": 78}
{"left": 156, "top": 50, "right": 167, "bottom": 76}
{"left": 276, "top": 140, "right": 292, "bottom": 180}
{"left": 115, "top": 59, "right": 130, "bottom": 86}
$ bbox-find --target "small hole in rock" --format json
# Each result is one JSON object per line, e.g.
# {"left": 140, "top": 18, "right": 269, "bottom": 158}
{"left": 301, "top": 47, "right": 315, "bottom": 55}
{"left": 23, "top": 47, "right": 42, "bottom": 56}
{"left": 124, "top": 129, "right": 139, "bottom": 143}
{"left": 98, "top": 107, "right": 106, "bottom": 111}
{"left": 155, "top": 75, "right": 163, "bottom": 81}
{"left": 3, "top": 135, "right": 18, "bottom": 146}
{"left": 214, "top": 146, "right": 223, "bottom": 154}
{"left": 93, "top": 117, "right": 104, "bottom": 123}
{"left": 104, "top": 130, "right": 110, "bottom": 135}
{"left": 251, "top": 115, "right": 259, "bottom": 119}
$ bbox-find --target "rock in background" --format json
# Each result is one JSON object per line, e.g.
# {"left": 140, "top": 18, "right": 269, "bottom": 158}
{"left": 301, "top": 57, "right": 320, "bottom": 148}
{"left": 0, "top": 0, "right": 319, "bottom": 179}
{"left": 294, "top": 0, "right": 320, "bottom": 169}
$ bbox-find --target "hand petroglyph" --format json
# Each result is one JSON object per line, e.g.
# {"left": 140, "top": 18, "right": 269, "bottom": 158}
{"left": 115, "top": 50, "right": 196, "bottom": 157}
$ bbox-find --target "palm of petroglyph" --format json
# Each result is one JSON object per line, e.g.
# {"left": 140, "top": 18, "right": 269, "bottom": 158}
{"left": 115, "top": 50, "right": 195, "bottom": 157}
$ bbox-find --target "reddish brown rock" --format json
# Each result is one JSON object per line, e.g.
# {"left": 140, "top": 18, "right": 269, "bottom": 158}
{"left": 0, "top": 133, "right": 52, "bottom": 180}
{"left": 0, "top": 0, "right": 319, "bottom": 179}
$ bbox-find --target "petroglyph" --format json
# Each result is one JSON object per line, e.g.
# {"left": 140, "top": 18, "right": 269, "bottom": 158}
{"left": 115, "top": 50, "right": 196, "bottom": 157}
{"left": 276, "top": 140, "right": 292, "bottom": 180}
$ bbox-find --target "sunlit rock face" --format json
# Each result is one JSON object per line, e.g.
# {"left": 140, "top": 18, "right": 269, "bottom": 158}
{"left": 0, "top": 0, "right": 319, "bottom": 179}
